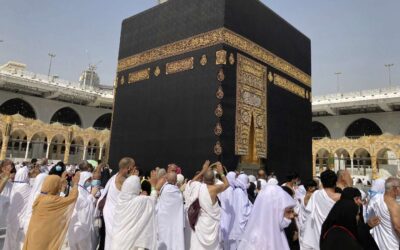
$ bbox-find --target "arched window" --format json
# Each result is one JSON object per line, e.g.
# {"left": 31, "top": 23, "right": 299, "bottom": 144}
{"left": 312, "top": 121, "right": 331, "bottom": 139}
{"left": 345, "top": 118, "right": 382, "bottom": 138}
{"left": 93, "top": 113, "right": 112, "bottom": 130}
{"left": 0, "top": 98, "right": 36, "bottom": 119}
{"left": 50, "top": 107, "right": 82, "bottom": 126}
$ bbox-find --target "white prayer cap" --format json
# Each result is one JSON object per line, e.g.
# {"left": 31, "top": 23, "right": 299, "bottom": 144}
{"left": 177, "top": 174, "right": 184, "bottom": 185}
{"left": 267, "top": 178, "right": 278, "bottom": 185}
{"left": 248, "top": 175, "right": 256, "bottom": 183}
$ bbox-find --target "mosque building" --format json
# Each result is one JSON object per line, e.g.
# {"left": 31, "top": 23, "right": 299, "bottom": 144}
{"left": 0, "top": 61, "right": 398, "bottom": 180}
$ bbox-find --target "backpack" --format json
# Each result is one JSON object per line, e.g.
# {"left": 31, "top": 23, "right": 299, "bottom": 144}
{"left": 188, "top": 198, "right": 201, "bottom": 231}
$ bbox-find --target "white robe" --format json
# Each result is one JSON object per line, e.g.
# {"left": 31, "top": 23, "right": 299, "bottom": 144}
{"left": 371, "top": 194, "right": 400, "bottom": 250}
{"left": 237, "top": 184, "right": 296, "bottom": 250}
{"left": 0, "top": 180, "right": 12, "bottom": 229}
{"left": 219, "top": 172, "right": 236, "bottom": 249}
{"left": 183, "top": 180, "right": 202, "bottom": 250}
{"left": 23, "top": 173, "right": 48, "bottom": 233}
{"left": 68, "top": 172, "right": 96, "bottom": 250}
{"left": 3, "top": 166, "right": 31, "bottom": 250}
{"left": 111, "top": 176, "right": 157, "bottom": 250}
{"left": 156, "top": 183, "right": 185, "bottom": 250}
{"left": 229, "top": 174, "right": 252, "bottom": 249}
{"left": 191, "top": 184, "right": 221, "bottom": 250}
{"left": 99, "top": 174, "right": 120, "bottom": 250}
{"left": 302, "top": 189, "right": 335, "bottom": 250}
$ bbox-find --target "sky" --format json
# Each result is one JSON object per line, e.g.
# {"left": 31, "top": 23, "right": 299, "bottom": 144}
{"left": 0, "top": 0, "right": 399, "bottom": 95}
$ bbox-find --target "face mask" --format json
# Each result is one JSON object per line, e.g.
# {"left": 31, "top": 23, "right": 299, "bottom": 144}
{"left": 84, "top": 182, "right": 91, "bottom": 189}
{"left": 55, "top": 166, "right": 62, "bottom": 172}
{"left": 92, "top": 180, "right": 101, "bottom": 187}
{"left": 280, "top": 217, "right": 292, "bottom": 230}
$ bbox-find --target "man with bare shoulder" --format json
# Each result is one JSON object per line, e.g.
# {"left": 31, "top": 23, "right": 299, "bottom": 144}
{"left": 99, "top": 157, "right": 135, "bottom": 250}
{"left": 302, "top": 169, "right": 340, "bottom": 249}
{"left": 191, "top": 162, "right": 229, "bottom": 250}
{"left": 371, "top": 177, "right": 400, "bottom": 249}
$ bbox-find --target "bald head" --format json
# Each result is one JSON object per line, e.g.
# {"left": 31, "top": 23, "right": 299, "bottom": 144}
{"left": 203, "top": 170, "right": 215, "bottom": 185}
{"left": 166, "top": 172, "right": 177, "bottom": 185}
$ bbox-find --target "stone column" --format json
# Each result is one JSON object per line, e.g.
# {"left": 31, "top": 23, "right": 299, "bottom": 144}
{"left": 46, "top": 143, "right": 51, "bottom": 159}
{"left": 99, "top": 145, "right": 103, "bottom": 161}
{"left": 63, "top": 143, "right": 71, "bottom": 164}
{"left": 24, "top": 141, "right": 31, "bottom": 160}
{"left": 1, "top": 120, "right": 12, "bottom": 160}
{"left": 312, "top": 154, "right": 316, "bottom": 177}
{"left": 371, "top": 154, "right": 378, "bottom": 180}
{"left": 350, "top": 156, "right": 354, "bottom": 175}
{"left": 104, "top": 145, "right": 110, "bottom": 163}
{"left": 56, "top": 145, "right": 62, "bottom": 160}
{"left": 0, "top": 136, "right": 10, "bottom": 160}
{"left": 82, "top": 145, "right": 87, "bottom": 160}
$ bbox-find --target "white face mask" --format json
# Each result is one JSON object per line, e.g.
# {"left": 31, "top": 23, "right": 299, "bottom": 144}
{"left": 280, "top": 217, "right": 292, "bottom": 230}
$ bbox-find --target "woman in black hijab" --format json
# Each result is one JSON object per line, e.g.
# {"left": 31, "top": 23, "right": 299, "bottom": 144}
{"left": 340, "top": 187, "right": 379, "bottom": 250}
{"left": 320, "top": 199, "right": 363, "bottom": 250}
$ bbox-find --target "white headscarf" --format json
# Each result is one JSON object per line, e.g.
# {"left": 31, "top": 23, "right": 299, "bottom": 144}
{"left": 111, "top": 175, "right": 157, "bottom": 250}
{"left": 267, "top": 178, "right": 278, "bottom": 185}
{"left": 248, "top": 175, "right": 257, "bottom": 184}
{"left": 236, "top": 174, "right": 249, "bottom": 190}
{"left": 3, "top": 166, "right": 31, "bottom": 250}
{"left": 230, "top": 174, "right": 253, "bottom": 244}
{"left": 370, "top": 178, "right": 385, "bottom": 194}
{"left": 68, "top": 171, "right": 95, "bottom": 248}
{"left": 226, "top": 171, "right": 237, "bottom": 188}
{"left": 238, "top": 184, "right": 295, "bottom": 250}
{"left": 24, "top": 173, "right": 48, "bottom": 233}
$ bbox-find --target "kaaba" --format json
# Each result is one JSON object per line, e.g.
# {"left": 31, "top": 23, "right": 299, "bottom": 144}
{"left": 109, "top": 0, "right": 312, "bottom": 181}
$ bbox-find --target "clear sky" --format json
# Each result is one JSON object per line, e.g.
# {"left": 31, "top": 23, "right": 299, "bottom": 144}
{"left": 1, "top": 0, "right": 399, "bottom": 95}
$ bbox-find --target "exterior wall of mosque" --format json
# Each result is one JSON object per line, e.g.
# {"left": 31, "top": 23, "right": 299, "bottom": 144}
{"left": 313, "top": 111, "right": 400, "bottom": 139}
{"left": 0, "top": 90, "right": 111, "bottom": 128}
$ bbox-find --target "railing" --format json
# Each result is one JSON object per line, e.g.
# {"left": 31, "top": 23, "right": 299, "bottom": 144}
{"left": 313, "top": 86, "right": 400, "bottom": 103}
{"left": 0, "top": 68, "right": 114, "bottom": 97}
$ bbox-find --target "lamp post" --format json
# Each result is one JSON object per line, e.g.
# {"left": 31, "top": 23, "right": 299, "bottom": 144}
{"left": 334, "top": 72, "right": 342, "bottom": 93}
{"left": 47, "top": 53, "right": 56, "bottom": 77}
{"left": 384, "top": 64, "right": 394, "bottom": 87}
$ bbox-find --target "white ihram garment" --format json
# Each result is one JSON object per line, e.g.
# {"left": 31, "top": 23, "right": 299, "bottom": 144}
{"left": 191, "top": 184, "right": 221, "bottom": 250}
{"left": 371, "top": 194, "right": 399, "bottom": 250}
{"left": 237, "top": 184, "right": 296, "bottom": 250}
{"left": 23, "top": 173, "right": 48, "bottom": 233}
{"left": 183, "top": 180, "right": 202, "bottom": 250}
{"left": 3, "top": 166, "right": 31, "bottom": 250}
{"left": 156, "top": 183, "right": 185, "bottom": 250}
{"left": 301, "top": 189, "right": 335, "bottom": 250}
{"left": 98, "top": 174, "right": 120, "bottom": 250}
{"left": 111, "top": 176, "right": 157, "bottom": 250}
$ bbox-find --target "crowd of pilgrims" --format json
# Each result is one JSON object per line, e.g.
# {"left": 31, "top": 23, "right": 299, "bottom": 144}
{"left": 0, "top": 157, "right": 399, "bottom": 250}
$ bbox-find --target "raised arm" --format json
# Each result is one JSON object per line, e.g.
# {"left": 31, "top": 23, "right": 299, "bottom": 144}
{"left": 192, "top": 160, "right": 210, "bottom": 182}
{"left": 214, "top": 162, "right": 229, "bottom": 193}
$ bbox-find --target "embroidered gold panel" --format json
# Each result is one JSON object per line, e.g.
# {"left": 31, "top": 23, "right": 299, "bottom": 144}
{"left": 128, "top": 68, "right": 150, "bottom": 83}
{"left": 166, "top": 57, "right": 194, "bottom": 75}
{"left": 216, "top": 50, "right": 227, "bottom": 65}
{"left": 273, "top": 74, "right": 306, "bottom": 98}
{"left": 235, "top": 54, "right": 267, "bottom": 158}
{"left": 117, "top": 28, "right": 311, "bottom": 87}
